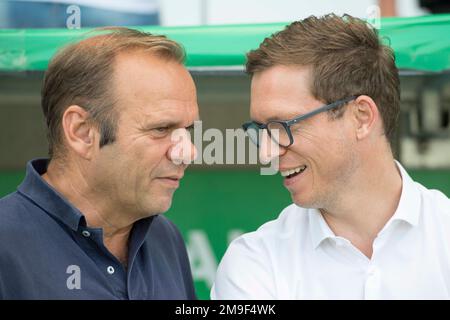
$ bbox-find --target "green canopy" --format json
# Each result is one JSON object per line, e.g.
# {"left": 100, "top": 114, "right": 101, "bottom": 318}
{"left": 1, "top": 14, "right": 450, "bottom": 72}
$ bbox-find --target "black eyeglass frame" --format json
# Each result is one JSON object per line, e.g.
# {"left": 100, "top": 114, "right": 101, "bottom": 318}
{"left": 242, "top": 96, "right": 357, "bottom": 148}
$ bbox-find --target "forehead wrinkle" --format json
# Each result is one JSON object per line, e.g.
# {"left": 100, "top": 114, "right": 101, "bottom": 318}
{"left": 128, "top": 99, "right": 198, "bottom": 127}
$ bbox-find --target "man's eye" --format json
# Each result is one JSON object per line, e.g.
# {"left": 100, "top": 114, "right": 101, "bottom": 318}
{"left": 151, "top": 127, "right": 170, "bottom": 137}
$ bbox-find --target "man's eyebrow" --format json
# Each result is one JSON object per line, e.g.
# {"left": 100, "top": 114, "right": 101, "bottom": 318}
{"left": 252, "top": 110, "right": 292, "bottom": 123}
{"left": 186, "top": 117, "right": 201, "bottom": 128}
{"left": 140, "top": 119, "right": 200, "bottom": 130}
{"left": 260, "top": 112, "right": 306, "bottom": 123}
{"left": 251, "top": 115, "right": 281, "bottom": 123}
{"left": 139, "top": 120, "right": 178, "bottom": 129}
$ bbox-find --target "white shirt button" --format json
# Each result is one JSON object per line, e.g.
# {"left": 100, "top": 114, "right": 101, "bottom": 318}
{"left": 367, "top": 266, "right": 377, "bottom": 276}
{"left": 107, "top": 266, "right": 115, "bottom": 275}
{"left": 81, "top": 230, "right": 90, "bottom": 237}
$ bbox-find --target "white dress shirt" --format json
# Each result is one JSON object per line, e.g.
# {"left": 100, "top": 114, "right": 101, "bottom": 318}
{"left": 211, "top": 162, "right": 450, "bottom": 299}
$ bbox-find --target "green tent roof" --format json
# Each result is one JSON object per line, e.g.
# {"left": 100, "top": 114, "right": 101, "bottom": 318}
{"left": 1, "top": 14, "right": 450, "bottom": 72}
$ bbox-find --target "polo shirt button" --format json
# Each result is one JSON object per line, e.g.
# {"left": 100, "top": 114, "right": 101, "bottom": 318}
{"left": 107, "top": 266, "right": 115, "bottom": 274}
{"left": 82, "top": 230, "right": 91, "bottom": 237}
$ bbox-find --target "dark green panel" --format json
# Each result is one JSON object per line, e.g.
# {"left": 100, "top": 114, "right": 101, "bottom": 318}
{"left": 0, "top": 170, "right": 24, "bottom": 197}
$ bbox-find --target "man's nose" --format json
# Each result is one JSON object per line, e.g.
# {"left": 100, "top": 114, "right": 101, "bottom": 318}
{"left": 168, "top": 128, "right": 198, "bottom": 165}
{"left": 259, "top": 130, "right": 281, "bottom": 164}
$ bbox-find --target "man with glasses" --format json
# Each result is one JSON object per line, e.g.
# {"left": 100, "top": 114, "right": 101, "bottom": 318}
{"left": 211, "top": 14, "right": 450, "bottom": 299}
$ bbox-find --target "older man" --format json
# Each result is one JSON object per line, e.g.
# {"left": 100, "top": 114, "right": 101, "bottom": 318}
{"left": 212, "top": 14, "right": 450, "bottom": 299}
{"left": 0, "top": 28, "right": 198, "bottom": 299}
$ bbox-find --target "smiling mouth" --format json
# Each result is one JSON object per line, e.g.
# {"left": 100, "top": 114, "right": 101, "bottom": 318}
{"left": 280, "top": 165, "right": 307, "bottom": 179}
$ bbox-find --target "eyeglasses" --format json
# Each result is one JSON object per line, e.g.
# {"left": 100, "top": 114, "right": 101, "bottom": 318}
{"left": 242, "top": 96, "right": 357, "bottom": 148}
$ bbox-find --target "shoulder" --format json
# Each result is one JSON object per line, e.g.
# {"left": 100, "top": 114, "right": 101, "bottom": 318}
{"left": 152, "top": 213, "right": 178, "bottom": 229}
{"left": 0, "top": 191, "right": 45, "bottom": 264}
{"left": 146, "top": 214, "right": 188, "bottom": 256}
{"left": 237, "top": 203, "right": 310, "bottom": 248}
{"left": 212, "top": 204, "right": 310, "bottom": 299}
{"left": 226, "top": 202, "right": 310, "bottom": 256}
{"left": 398, "top": 162, "right": 450, "bottom": 219}
{"left": 0, "top": 192, "right": 33, "bottom": 232}
{"left": 417, "top": 182, "right": 450, "bottom": 207}
{"left": 146, "top": 215, "right": 196, "bottom": 298}
{"left": 415, "top": 181, "right": 450, "bottom": 219}
{"left": 151, "top": 214, "right": 184, "bottom": 240}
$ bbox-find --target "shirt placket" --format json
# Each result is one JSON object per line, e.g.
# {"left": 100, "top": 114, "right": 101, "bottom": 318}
{"left": 78, "top": 227, "right": 129, "bottom": 299}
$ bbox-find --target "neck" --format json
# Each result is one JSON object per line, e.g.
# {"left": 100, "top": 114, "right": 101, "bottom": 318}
{"left": 42, "top": 159, "right": 135, "bottom": 265}
{"left": 319, "top": 151, "right": 402, "bottom": 259}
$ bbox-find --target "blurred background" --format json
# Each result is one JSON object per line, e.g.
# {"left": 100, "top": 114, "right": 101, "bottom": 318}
{"left": 1, "top": 0, "right": 450, "bottom": 299}
{"left": 0, "top": 0, "right": 436, "bottom": 28}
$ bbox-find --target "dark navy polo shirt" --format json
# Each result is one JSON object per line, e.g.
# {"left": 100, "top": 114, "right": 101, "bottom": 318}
{"left": 0, "top": 159, "right": 196, "bottom": 300}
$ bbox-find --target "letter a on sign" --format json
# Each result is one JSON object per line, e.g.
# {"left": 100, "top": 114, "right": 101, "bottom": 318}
{"left": 66, "top": 265, "right": 81, "bottom": 290}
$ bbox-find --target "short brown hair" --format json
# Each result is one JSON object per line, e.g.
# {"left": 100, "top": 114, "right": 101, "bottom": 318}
{"left": 246, "top": 14, "right": 400, "bottom": 144}
{"left": 41, "top": 27, "right": 185, "bottom": 158}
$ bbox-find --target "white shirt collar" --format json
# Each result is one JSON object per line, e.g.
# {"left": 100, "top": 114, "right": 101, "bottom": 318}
{"left": 308, "top": 160, "right": 421, "bottom": 249}
{"left": 309, "top": 209, "right": 334, "bottom": 249}
{"left": 390, "top": 160, "right": 421, "bottom": 227}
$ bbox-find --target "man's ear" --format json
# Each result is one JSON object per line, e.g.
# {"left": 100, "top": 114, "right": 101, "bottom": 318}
{"left": 352, "top": 95, "right": 380, "bottom": 141}
{"left": 61, "top": 105, "right": 98, "bottom": 159}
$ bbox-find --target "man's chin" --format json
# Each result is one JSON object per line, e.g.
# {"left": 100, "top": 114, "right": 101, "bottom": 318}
{"left": 158, "top": 203, "right": 172, "bottom": 215}
{"left": 291, "top": 192, "right": 316, "bottom": 209}
{"left": 138, "top": 197, "right": 173, "bottom": 218}
{"left": 154, "top": 197, "right": 174, "bottom": 215}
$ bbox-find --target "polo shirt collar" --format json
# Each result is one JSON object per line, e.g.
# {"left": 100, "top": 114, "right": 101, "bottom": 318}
{"left": 308, "top": 160, "right": 421, "bottom": 249}
{"left": 17, "top": 158, "right": 86, "bottom": 231}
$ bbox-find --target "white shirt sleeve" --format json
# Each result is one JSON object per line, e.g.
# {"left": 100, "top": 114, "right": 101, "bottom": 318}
{"left": 211, "top": 234, "right": 276, "bottom": 300}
